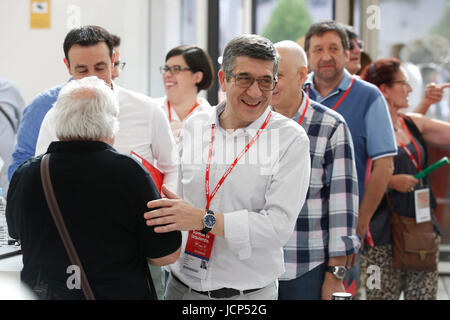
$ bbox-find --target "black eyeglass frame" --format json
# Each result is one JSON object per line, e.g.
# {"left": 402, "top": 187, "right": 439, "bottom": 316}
{"left": 228, "top": 72, "right": 278, "bottom": 91}
{"left": 160, "top": 65, "right": 192, "bottom": 75}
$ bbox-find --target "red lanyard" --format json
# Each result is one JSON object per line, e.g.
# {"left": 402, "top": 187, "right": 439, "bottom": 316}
{"left": 297, "top": 94, "right": 310, "bottom": 126}
{"left": 306, "top": 76, "right": 354, "bottom": 111}
{"left": 167, "top": 101, "right": 199, "bottom": 122}
{"left": 398, "top": 116, "right": 421, "bottom": 172}
{"left": 205, "top": 111, "right": 273, "bottom": 210}
{"left": 331, "top": 77, "right": 354, "bottom": 111}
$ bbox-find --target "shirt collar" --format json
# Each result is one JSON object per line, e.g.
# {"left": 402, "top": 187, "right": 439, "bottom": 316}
{"left": 47, "top": 140, "right": 115, "bottom": 153}
{"left": 209, "top": 100, "right": 272, "bottom": 134}
{"left": 292, "top": 91, "right": 308, "bottom": 122}
{"left": 305, "top": 69, "right": 352, "bottom": 98}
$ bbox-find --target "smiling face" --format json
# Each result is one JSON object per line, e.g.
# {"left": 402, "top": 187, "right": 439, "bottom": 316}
{"left": 347, "top": 38, "right": 362, "bottom": 74}
{"left": 271, "top": 46, "right": 307, "bottom": 114}
{"left": 163, "top": 54, "right": 202, "bottom": 102}
{"left": 218, "top": 56, "right": 275, "bottom": 129}
{"left": 64, "top": 42, "right": 114, "bottom": 87}
{"left": 307, "top": 31, "right": 349, "bottom": 83}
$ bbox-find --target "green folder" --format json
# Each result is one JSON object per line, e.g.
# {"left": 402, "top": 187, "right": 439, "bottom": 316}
{"left": 414, "top": 157, "right": 450, "bottom": 179}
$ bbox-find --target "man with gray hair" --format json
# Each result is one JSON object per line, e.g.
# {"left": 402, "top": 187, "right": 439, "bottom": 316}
{"left": 271, "top": 40, "right": 359, "bottom": 300}
{"left": 143, "top": 34, "right": 311, "bottom": 300}
{"left": 6, "top": 76, "right": 181, "bottom": 299}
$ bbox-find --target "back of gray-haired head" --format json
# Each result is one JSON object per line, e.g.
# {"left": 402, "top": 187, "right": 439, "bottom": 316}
{"left": 221, "top": 34, "right": 279, "bottom": 79}
{"left": 54, "top": 77, "right": 119, "bottom": 141}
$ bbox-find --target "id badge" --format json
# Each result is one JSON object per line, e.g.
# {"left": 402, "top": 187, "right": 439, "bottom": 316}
{"left": 181, "top": 231, "right": 215, "bottom": 279}
{"left": 414, "top": 187, "right": 431, "bottom": 223}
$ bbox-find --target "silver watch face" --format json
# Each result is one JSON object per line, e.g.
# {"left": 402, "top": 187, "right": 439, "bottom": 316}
{"left": 204, "top": 214, "right": 216, "bottom": 229}
{"left": 333, "top": 266, "right": 347, "bottom": 279}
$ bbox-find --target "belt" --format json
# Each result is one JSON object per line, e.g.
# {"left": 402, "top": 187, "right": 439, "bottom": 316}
{"left": 171, "top": 273, "right": 263, "bottom": 299}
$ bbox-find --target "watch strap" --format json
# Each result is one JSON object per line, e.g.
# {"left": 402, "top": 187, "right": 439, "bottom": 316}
{"left": 200, "top": 209, "right": 215, "bottom": 234}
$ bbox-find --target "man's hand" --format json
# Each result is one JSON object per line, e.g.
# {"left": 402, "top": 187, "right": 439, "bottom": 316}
{"left": 144, "top": 184, "right": 205, "bottom": 233}
{"left": 321, "top": 272, "right": 345, "bottom": 300}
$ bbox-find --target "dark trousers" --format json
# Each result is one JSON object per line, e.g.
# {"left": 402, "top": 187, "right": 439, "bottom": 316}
{"left": 278, "top": 263, "right": 326, "bottom": 300}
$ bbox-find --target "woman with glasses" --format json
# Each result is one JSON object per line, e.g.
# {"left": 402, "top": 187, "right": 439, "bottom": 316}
{"left": 158, "top": 45, "right": 214, "bottom": 141}
{"left": 359, "top": 58, "right": 450, "bottom": 300}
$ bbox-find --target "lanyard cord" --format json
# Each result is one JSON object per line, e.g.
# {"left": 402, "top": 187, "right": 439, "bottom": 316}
{"left": 205, "top": 111, "right": 273, "bottom": 209}
{"left": 398, "top": 116, "right": 422, "bottom": 172}
{"left": 168, "top": 101, "right": 199, "bottom": 122}
{"left": 305, "top": 76, "right": 354, "bottom": 111}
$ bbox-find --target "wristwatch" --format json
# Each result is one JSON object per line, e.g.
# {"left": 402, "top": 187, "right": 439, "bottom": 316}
{"left": 325, "top": 266, "right": 347, "bottom": 280}
{"left": 200, "top": 209, "right": 216, "bottom": 234}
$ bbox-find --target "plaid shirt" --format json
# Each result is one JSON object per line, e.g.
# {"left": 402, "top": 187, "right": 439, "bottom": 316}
{"left": 279, "top": 94, "right": 360, "bottom": 280}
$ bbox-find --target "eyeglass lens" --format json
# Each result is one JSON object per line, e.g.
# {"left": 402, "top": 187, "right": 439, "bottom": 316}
{"left": 232, "top": 74, "right": 276, "bottom": 91}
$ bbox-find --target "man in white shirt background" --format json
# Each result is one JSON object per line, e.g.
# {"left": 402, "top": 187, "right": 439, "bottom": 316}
{"left": 144, "top": 34, "right": 311, "bottom": 300}
{"left": 15, "top": 25, "right": 177, "bottom": 300}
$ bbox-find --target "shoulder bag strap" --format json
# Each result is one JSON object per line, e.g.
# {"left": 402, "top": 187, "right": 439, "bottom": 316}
{"left": 40, "top": 153, "right": 95, "bottom": 300}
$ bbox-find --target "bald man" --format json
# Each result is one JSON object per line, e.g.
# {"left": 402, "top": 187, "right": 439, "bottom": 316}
{"left": 271, "top": 41, "right": 360, "bottom": 300}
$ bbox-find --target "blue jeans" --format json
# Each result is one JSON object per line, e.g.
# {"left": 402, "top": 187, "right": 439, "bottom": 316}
{"left": 278, "top": 263, "right": 326, "bottom": 300}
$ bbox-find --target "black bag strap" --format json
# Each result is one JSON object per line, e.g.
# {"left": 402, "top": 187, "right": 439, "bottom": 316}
{"left": 40, "top": 153, "right": 95, "bottom": 300}
{"left": 0, "top": 104, "right": 17, "bottom": 133}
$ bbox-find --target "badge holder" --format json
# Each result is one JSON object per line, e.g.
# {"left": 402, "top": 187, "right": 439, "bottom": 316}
{"left": 182, "top": 231, "right": 215, "bottom": 280}
{"left": 413, "top": 179, "right": 431, "bottom": 224}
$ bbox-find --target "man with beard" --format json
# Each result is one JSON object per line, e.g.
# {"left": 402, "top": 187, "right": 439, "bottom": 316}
{"left": 303, "top": 20, "right": 397, "bottom": 297}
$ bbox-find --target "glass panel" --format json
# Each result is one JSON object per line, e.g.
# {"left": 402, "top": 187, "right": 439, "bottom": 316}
{"left": 219, "top": 0, "right": 243, "bottom": 55}
{"left": 255, "top": 0, "right": 333, "bottom": 43}
{"left": 181, "top": 0, "right": 197, "bottom": 44}
{"left": 375, "top": 0, "right": 450, "bottom": 117}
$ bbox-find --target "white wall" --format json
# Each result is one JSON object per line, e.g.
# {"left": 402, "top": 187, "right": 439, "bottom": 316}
{"left": 0, "top": 0, "right": 150, "bottom": 104}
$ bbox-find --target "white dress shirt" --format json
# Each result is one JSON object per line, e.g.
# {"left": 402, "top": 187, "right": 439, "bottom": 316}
{"left": 35, "top": 82, "right": 179, "bottom": 191}
{"left": 156, "top": 96, "right": 212, "bottom": 123}
{"left": 170, "top": 103, "right": 311, "bottom": 291}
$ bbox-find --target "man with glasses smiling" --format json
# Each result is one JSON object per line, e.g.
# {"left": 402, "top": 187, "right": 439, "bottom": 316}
{"left": 143, "top": 34, "right": 311, "bottom": 300}
{"left": 10, "top": 25, "right": 178, "bottom": 198}
{"left": 31, "top": 26, "right": 178, "bottom": 194}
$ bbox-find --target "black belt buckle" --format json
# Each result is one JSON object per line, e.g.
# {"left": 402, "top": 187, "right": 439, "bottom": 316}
{"left": 208, "top": 288, "right": 241, "bottom": 299}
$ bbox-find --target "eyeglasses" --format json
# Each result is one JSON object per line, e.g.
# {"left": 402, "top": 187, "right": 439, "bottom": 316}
{"left": 349, "top": 40, "right": 364, "bottom": 51}
{"left": 228, "top": 72, "right": 277, "bottom": 91}
{"left": 114, "top": 61, "right": 126, "bottom": 71}
{"left": 160, "top": 65, "right": 191, "bottom": 75}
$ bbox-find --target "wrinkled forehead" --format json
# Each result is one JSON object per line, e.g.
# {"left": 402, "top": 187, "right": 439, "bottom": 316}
{"left": 309, "top": 31, "right": 344, "bottom": 48}
{"left": 232, "top": 56, "right": 275, "bottom": 77}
